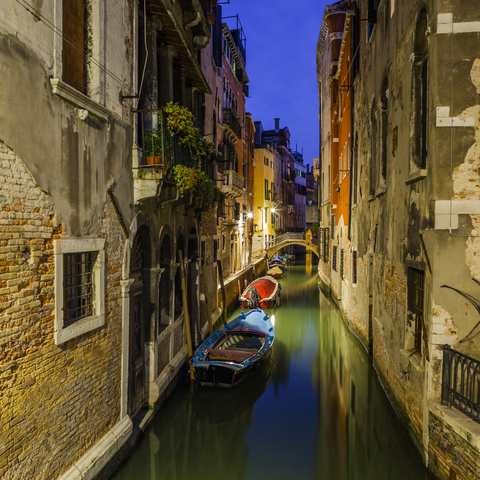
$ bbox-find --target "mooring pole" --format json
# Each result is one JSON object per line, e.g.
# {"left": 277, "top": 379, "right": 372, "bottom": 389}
{"left": 217, "top": 260, "right": 228, "bottom": 325}
{"left": 178, "top": 250, "right": 194, "bottom": 380}
{"left": 202, "top": 263, "right": 213, "bottom": 336}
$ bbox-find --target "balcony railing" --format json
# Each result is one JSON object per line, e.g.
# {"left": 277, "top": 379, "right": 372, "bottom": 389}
{"left": 441, "top": 345, "right": 480, "bottom": 423}
{"left": 137, "top": 109, "right": 197, "bottom": 171}
{"left": 223, "top": 108, "right": 242, "bottom": 139}
{"left": 222, "top": 170, "right": 244, "bottom": 197}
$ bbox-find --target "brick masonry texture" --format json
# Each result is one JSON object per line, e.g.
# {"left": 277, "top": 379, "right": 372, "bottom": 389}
{"left": 429, "top": 411, "right": 480, "bottom": 480}
{"left": 0, "top": 144, "right": 124, "bottom": 479}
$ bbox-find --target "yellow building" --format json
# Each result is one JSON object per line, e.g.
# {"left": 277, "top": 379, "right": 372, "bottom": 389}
{"left": 253, "top": 144, "right": 278, "bottom": 253}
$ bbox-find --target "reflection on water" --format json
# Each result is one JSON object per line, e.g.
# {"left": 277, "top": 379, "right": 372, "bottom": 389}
{"left": 113, "top": 265, "right": 428, "bottom": 480}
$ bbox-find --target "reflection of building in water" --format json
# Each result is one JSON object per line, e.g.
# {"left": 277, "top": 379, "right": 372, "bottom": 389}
{"left": 117, "top": 360, "right": 274, "bottom": 480}
{"left": 315, "top": 292, "right": 427, "bottom": 480}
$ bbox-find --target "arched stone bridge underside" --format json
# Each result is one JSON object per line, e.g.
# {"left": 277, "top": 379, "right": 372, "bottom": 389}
{"left": 266, "top": 233, "right": 319, "bottom": 260}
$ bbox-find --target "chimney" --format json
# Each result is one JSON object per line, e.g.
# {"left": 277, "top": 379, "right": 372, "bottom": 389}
{"left": 274, "top": 118, "right": 280, "bottom": 132}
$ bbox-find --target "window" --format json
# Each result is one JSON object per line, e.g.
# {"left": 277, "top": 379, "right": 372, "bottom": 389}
{"left": 54, "top": 238, "right": 105, "bottom": 344}
{"left": 379, "top": 78, "right": 388, "bottom": 189}
{"left": 352, "top": 250, "right": 357, "bottom": 284}
{"left": 353, "top": 136, "right": 358, "bottom": 204}
{"left": 214, "top": 239, "right": 219, "bottom": 262}
{"left": 370, "top": 99, "right": 377, "bottom": 196}
{"left": 407, "top": 267, "right": 426, "bottom": 357}
{"left": 367, "top": 0, "right": 380, "bottom": 40}
{"left": 264, "top": 156, "right": 269, "bottom": 165}
{"left": 340, "top": 249, "right": 345, "bottom": 280}
{"left": 265, "top": 179, "right": 269, "bottom": 200}
{"left": 50, "top": 0, "right": 109, "bottom": 120}
{"left": 63, "top": 0, "right": 86, "bottom": 94}
{"left": 331, "top": 214, "right": 335, "bottom": 239}
{"left": 323, "top": 227, "right": 329, "bottom": 263}
{"left": 332, "top": 245, "right": 338, "bottom": 271}
{"left": 413, "top": 269, "right": 425, "bottom": 353}
{"left": 410, "top": 10, "right": 429, "bottom": 171}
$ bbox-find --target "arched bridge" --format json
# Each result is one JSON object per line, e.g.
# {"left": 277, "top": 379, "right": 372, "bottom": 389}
{"left": 266, "top": 232, "right": 320, "bottom": 260}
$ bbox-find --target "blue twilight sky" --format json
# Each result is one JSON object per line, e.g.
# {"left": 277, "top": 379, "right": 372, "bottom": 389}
{"left": 223, "top": 1, "right": 329, "bottom": 166}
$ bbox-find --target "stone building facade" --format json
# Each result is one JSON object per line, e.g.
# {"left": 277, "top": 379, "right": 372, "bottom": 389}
{"left": 317, "top": 0, "right": 480, "bottom": 478}
{"left": 0, "top": 1, "right": 136, "bottom": 478}
{"left": 0, "top": 1, "right": 256, "bottom": 479}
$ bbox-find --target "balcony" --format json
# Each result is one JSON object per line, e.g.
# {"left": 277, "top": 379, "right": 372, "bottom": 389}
{"left": 223, "top": 108, "right": 242, "bottom": 140}
{"left": 222, "top": 170, "right": 244, "bottom": 198}
{"left": 134, "top": 108, "right": 200, "bottom": 204}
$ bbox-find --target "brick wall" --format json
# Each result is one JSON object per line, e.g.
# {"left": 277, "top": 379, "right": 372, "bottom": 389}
{"left": 429, "top": 411, "right": 480, "bottom": 480}
{"left": 0, "top": 144, "right": 124, "bottom": 478}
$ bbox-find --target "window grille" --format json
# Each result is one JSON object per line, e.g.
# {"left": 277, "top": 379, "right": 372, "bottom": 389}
{"left": 331, "top": 214, "right": 335, "bottom": 239}
{"left": 333, "top": 245, "right": 338, "bottom": 272}
{"left": 414, "top": 270, "right": 425, "bottom": 353}
{"left": 63, "top": 252, "right": 95, "bottom": 326}
{"left": 352, "top": 250, "right": 357, "bottom": 284}
{"left": 323, "top": 228, "right": 329, "bottom": 263}
{"left": 340, "top": 249, "right": 345, "bottom": 280}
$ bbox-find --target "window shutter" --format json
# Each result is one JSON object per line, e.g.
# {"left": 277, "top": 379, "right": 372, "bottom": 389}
{"left": 63, "top": 0, "right": 85, "bottom": 93}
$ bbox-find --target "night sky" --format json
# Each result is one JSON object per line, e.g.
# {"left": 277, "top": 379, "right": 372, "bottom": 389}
{"left": 223, "top": 1, "right": 329, "bottom": 166}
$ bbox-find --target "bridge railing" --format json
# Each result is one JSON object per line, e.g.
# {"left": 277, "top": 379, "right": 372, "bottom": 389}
{"left": 274, "top": 232, "right": 305, "bottom": 245}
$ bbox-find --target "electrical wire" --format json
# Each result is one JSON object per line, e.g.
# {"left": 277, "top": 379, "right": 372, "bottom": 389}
{"left": 14, "top": 0, "right": 134, "bottom": 97}
{"left": 135, "top": 0, "right": 148, "bottom": 111}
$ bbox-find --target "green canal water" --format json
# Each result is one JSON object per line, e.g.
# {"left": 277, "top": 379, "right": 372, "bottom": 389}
{"left": 113, "top": 263, "right": 429, "bottom": 480}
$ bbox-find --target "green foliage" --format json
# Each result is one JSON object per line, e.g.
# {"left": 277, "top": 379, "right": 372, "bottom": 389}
{"left": 312, "top": 222, "right": 319, "bottom": 235}
{"left": 163, "top": 102, "right": 215, "bottom": 165}
{"left": 172, "top": 165, "right": 223, "bottom": 208}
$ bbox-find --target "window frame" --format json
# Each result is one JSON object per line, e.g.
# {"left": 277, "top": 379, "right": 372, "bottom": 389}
{"left": 54, "top": 238, "right": 105, "bottom": 345}
{"left": 50, "top": 0, "right": 110, "bottom": 121}
{"left": 332, "top": 245, "right": 338, "bottom": 272}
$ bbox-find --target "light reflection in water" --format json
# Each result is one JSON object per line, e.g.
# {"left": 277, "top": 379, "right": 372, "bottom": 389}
{"left": 113, "top": 264, "right": 428, "bottom": 480}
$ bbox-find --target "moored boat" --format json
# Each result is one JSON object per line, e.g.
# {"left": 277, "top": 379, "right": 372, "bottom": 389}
{"left": 267, "top": 265, "right": 284, "bottom": 278}
{"left": 191, "top": 309, "right": 276, "bottom": 388}
{"left": 238, "top": 276, "right": 281, "bottom": 308}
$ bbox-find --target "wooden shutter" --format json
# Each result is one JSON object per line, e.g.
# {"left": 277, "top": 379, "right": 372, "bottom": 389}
{"left": 63, "top": 0, "right": 85, "bottom": 93}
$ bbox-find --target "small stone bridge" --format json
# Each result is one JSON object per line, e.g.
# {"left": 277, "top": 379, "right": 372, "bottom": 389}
{"left": 266, "top": 232, "right": 320, "bottom": 260}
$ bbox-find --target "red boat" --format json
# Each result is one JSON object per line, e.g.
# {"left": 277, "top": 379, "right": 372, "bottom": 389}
{"left": 239, "top": 276, "right": 281, "bottom": 308}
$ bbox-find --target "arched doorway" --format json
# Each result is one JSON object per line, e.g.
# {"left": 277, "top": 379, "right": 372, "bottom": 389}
{"left": 158, "top": 234, "right": 172, "bottom": 334}
{"left": 174, "top": 235, "right": 185, "bottom": 321}
{"left": 187, "top": 227, "right": 199, "bottom": 346}
{"left": 128, "top": 229, "right": 150, "bottom": 416}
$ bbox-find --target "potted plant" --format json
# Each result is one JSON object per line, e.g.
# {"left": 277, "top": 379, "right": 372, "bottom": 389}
{"left": 143, "top": 128, "right": 168, "bottom": 165}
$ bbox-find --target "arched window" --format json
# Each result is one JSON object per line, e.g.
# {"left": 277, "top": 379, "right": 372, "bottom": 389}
{"left": 353, "top": 134, "right": 359, "bottom": 205}
{"left": 369, "top": 98, "right": 377, "bottom": 197}
{"left": 379, "top": 78, "right": 388, "bottom": 189}
{"left": 410, "top": 10, "right": 429, "bottom": 170}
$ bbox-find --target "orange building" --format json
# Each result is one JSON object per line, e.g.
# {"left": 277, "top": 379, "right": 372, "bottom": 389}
{"left": 326, "top": 6, "right": 352, "bottom": 232}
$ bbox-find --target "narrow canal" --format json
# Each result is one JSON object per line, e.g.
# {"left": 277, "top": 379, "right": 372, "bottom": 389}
{"left": 113, "top": 260, "right": 429, "bottom": 480}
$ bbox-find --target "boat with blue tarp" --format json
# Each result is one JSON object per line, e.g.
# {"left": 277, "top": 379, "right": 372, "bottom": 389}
{"left": 191, "top": 309, "right": 276, "bottom": 388}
